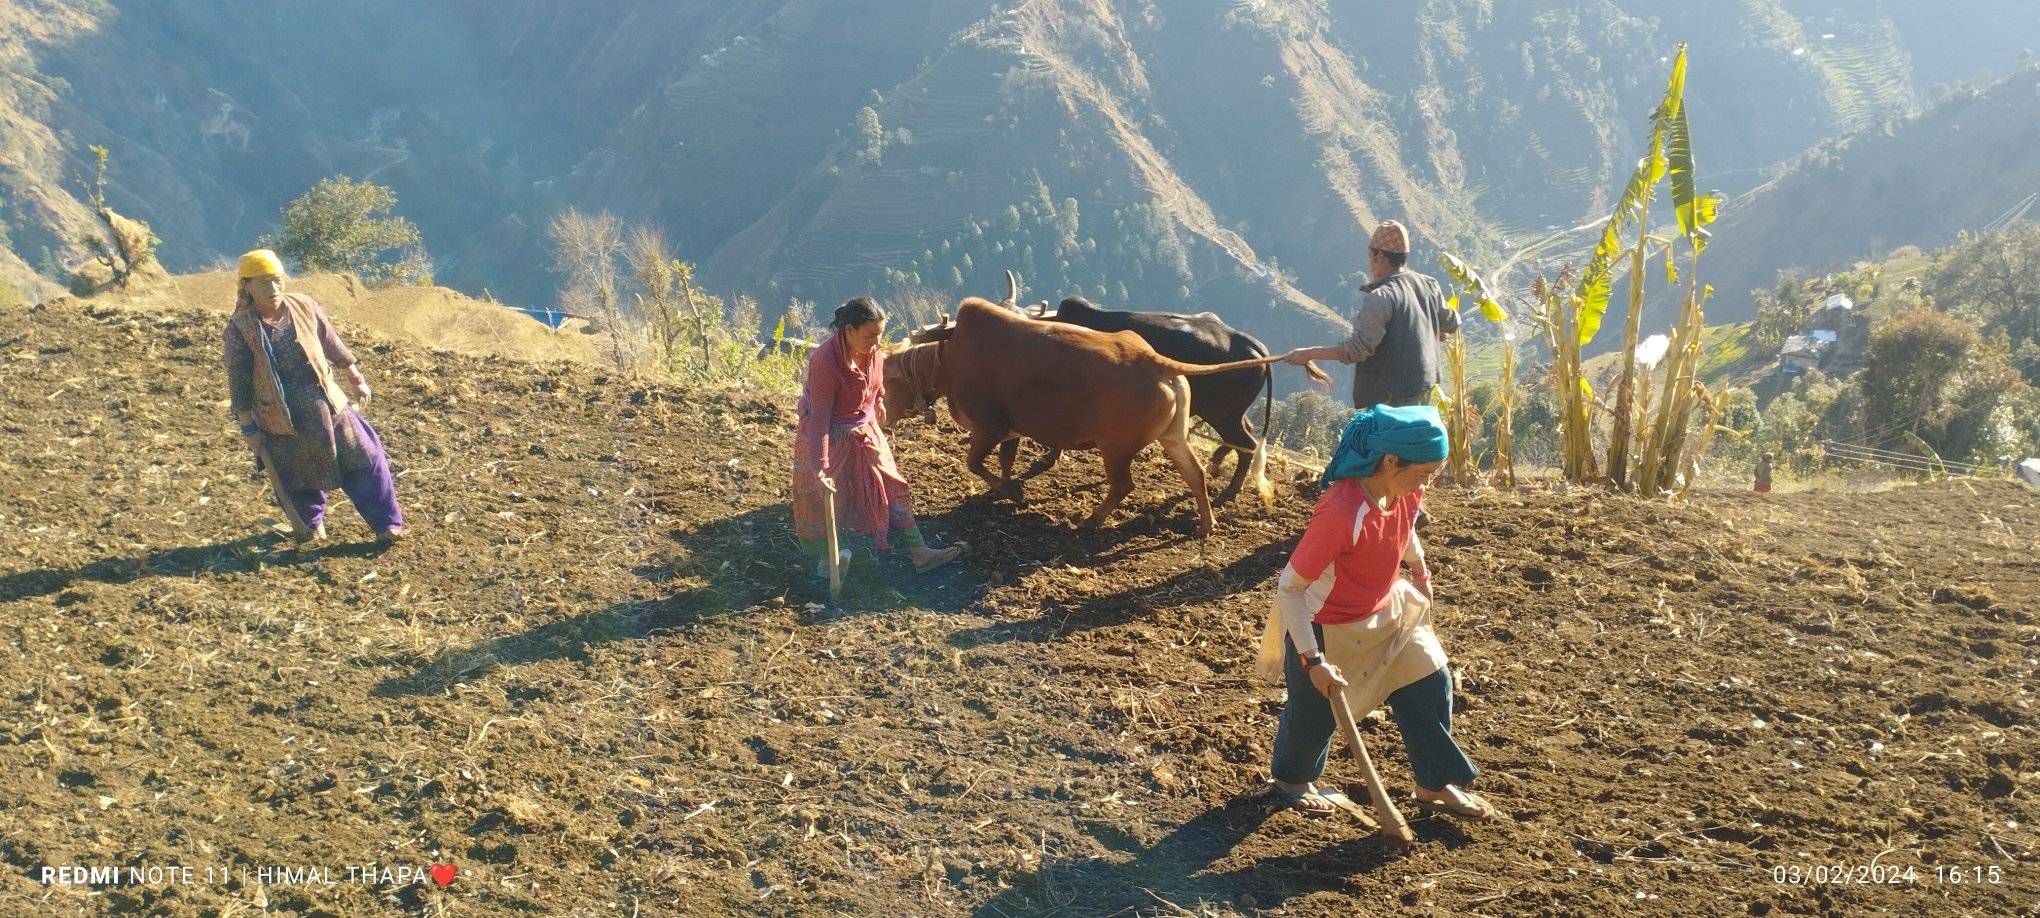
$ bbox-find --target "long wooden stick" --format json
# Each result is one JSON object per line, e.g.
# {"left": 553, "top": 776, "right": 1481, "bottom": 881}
{"left": 252, "top": 436, "right": 316, "bottom": 539}
{"left": 820, "top": 478, "right": 843, "bottom": 602}
{"left": 1329, "top": 685, "right": 1413, "bottom": 846}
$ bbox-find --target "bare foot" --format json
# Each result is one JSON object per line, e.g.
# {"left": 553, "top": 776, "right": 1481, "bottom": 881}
{"left": 911, "top": 542, "right": 968, "bottom": 574}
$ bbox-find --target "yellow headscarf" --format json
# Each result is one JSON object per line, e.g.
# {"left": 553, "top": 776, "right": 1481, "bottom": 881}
{"left": 238, "top": 249, "right": 285, "bottom": 280}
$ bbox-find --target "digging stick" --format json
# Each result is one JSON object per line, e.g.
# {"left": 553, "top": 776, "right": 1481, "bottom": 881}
{"left": 1325, "top": 581, "right": 1432, "bottom": 845}
{"left": 819, "top": 475, "right": 843, "bottom": 602}
{"left": 1329, "top": 685, "right": 1414, "bottom": 846}
{"left": 250, "top": 434, "right": 315, "bottom": 539}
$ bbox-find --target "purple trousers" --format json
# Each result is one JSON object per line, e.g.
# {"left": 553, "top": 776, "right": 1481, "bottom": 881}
{"left": 268, "top": 413, "right": 404, "bottom": 534}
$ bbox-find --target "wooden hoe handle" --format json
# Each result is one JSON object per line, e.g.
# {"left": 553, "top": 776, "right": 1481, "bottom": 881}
{"left": 821, "top": 485, "right": 843, "bottom": 602}
{"left": 1329, "top": 686, "right": 1414, "bottom": 846}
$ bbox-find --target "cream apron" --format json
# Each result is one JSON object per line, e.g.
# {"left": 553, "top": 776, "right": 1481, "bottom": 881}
{"left": 1256, "top": 578, "right": 1447, "bottom": 716}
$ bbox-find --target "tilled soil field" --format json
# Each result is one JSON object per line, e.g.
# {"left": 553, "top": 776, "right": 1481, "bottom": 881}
{"left": 1, "top": 298, "right": 2035, "bottom": 916}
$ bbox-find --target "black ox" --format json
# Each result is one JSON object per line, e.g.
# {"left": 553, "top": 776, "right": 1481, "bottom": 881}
{"left": 1029, "top": 296, "right": 1278, "bottom": 507}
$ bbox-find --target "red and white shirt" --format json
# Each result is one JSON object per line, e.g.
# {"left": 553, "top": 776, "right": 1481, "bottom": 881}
{"left": 1276, "top": 479, "right": 1422, "bottom": 653}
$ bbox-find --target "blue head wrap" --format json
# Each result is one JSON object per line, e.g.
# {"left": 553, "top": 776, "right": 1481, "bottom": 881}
{"left": 1320, "top": 404, "right": 1449, "bottom": 486}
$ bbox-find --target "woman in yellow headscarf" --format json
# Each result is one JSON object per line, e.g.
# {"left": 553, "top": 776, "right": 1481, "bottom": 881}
{"left": 222, "top": 249, "right": 406, "bottom": 543}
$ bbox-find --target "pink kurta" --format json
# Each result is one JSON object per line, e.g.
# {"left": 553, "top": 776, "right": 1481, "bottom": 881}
{"left": 792, "top": 334, "right": 915, "bottom": 549}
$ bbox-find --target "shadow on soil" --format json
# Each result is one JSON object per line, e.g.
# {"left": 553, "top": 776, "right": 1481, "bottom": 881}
{"left": 371, "top": 504, "right": 988, "bottom": 696}
{"left": 974, "top": 788, "right": 1461, "bottom": 914}
{"left": 0, "top": 533, "right": 392, "bottom": 604}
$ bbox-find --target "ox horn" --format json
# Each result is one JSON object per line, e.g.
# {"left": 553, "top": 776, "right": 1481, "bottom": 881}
{"left": 1003, "top": 270, "right": 1020, "bottom": 309}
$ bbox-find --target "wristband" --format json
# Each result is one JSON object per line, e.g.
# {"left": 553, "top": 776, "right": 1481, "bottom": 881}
{"left": 1299, "top": 652, "right": 1325, "bottom": 670}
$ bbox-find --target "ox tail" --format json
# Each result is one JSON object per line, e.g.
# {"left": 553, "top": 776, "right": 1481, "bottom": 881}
{"left": 1149, "top": 353, "right": 1287, "bottom": 378}
{"left": 1150, "top": 352, "right": 1329, "bottom": 384}
{"left": 1252, "top": 368, "right": 1274, "bottom": 509}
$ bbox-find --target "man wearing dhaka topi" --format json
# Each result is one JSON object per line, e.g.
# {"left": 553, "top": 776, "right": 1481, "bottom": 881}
{"left": 1279, "top": 220, "right": 1461, "bottom": 411}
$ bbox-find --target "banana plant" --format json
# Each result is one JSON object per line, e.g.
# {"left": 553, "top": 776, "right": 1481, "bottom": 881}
{"left": 1574, "top": 43, "right": 1724, "bottom": 493}
{"left": 1674, "top": 385, "right": 1740, "bottom": 498}
{"left": 1438, "top": 253, "right": 1509, "bottom": 486}
{"left": 1530, "top": 272, "right": 1598, "bottom": 484}
{"left": 1637, "top": 44, "right": 1726, "bottom": 495}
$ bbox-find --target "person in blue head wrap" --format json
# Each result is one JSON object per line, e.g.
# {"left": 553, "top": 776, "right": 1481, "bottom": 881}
{"left": 1254, "top": 404, "right": 1498, "bottom": 821}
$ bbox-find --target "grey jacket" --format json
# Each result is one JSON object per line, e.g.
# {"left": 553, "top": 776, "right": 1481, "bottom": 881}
{"left": 1332, "top": 271, "right": 1460, "bottom": 408}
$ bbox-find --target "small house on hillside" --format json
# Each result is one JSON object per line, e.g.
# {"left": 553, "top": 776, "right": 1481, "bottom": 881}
{"left": 1811, "top": 294, "right": 1855, "bottom": 326}
{"left": 1806, "top": 293, "right": 1869, "bottom": 367}
{"left": 1776, "top": 334, "right": 1831, "bottom": 377}
{"left": 1771, "top": 292, "right": 1871, "bottom": 379}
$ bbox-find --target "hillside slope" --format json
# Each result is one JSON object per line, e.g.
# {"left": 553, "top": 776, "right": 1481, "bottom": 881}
{"left": 1576, "top": 63, "right": 2040, "bottom": 357}
{"left": 12, "top": 2, "right": 2039, "bottom": 354}
{"left": 1, "top": 296, "right": 2034, "bottom": 915}
{"left": 1700, "top": 65, "right": 2040, "bottom": 324}
{"left": 47, "top": 269, "right": 598, "bottom": 365}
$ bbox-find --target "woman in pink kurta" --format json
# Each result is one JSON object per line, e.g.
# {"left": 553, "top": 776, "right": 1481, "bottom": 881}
{"left": 792, "top": 298, "right": 966, "bottom": 578}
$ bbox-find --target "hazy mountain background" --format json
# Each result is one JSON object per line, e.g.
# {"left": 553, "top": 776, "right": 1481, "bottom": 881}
{"left": 3, "top": 0, "right": 2037, "bottom": 355}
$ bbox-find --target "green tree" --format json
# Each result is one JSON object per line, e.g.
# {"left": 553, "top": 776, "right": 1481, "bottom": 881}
{"left": 1932, "top": 224, "right": 2040, "bottom": 351}
{"left": 280, "top": 177, "right": 428, "bottom": 285}
{"left": 1268, "top": 390, "right": 1348, "bottom": 458}
{"left": 76, "top": 145, "right": 160, "bottom": 289}
{"left": 1934, "top": 334, "right": 2037, "bottom": 461}
{"left": 1751, "top": 274, "right": 1813, "bottom": 351}
{"left": 1859, "top": 308, "right": 1979, "bottom": 446}
{"left": 1056, "top": 197, "right": 1080, "bottom": 254}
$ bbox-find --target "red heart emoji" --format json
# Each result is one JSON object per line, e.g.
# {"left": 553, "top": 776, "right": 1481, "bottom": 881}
{"left": 430, "top": 863, "right": 457, "bottom": 888}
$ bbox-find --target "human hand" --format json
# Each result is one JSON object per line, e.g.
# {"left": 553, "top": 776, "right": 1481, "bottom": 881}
{"left": 1412, "top": 569, "right": 1434, "bottom": 601}
{"left": 816, "top": 473, "right": 836, "bottom": 493}
{"left": 243, "top": 432, "right": 265, "bottom": 479}
{"left": 1308, "top": 659, "right": 1348, "bottom": 699}
{"left": 345, "top": 367, "right": 372, "bottom": 406}
{"left": 1279, "top": 348, "right": 1314, "bottom": 367}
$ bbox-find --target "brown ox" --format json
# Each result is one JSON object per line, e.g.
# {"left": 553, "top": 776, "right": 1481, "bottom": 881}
{"left": 883, "top": 297, "right": 1296, "bottom": 536}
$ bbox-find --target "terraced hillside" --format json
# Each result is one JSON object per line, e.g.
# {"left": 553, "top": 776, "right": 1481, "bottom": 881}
{"left": 1664, "top": 64, "right": 2040, "bottom": 333}
{"left": 6, "top": 1, "right": 2040, "bottom": 356}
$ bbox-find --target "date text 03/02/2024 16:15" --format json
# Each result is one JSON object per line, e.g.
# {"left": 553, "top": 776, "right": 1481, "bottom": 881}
{"left": 1772, "top": 864, "right": 2006, "bottom": 886}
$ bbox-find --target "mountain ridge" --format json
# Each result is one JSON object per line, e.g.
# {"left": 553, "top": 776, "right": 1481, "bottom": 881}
{"left": 5, "top": 1, "right": 2037, "bottom": 363}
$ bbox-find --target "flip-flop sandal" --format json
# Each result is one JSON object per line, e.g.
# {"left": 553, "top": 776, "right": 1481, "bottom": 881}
{"left": 1267, "top": 784, "right": 1337, "bottom": 818}
{"left": 1267, "top": 785, "right": 1378, "bottom": 826}
{"left": 913, "top": 541, "right": 969, "bottom": 574}
{"left": 1414, "top": 790, "right": 1500, "bottom": 821}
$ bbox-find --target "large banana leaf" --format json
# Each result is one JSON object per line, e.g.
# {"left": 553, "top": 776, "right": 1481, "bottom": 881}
{"left": 1576, "top": 44, "right": 1707, "bottom": 346}
{"left": 1438, "top": 252, "right": 1508, "bottom": 322}
{"left": 1660, "top": 45, "right": 1721, "bottom": 253}
{"left": 1573, "top": 148, "right": 1661, "bottom": 345}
